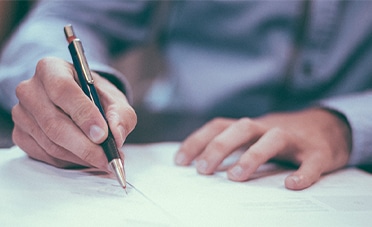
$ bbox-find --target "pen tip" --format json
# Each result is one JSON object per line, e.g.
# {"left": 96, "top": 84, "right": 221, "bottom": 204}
{"left": 124, "top": 187, "right": 128, "bottom": 195}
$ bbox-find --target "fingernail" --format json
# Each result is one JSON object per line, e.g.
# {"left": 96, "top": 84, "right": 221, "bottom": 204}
{"left": 230, "top": 165, "right": 243, "bottom": 178}
{"left": 89, "top": 125, "right": 105, "bottom": 143}
{"left": 196, "top": 159, "right": 208, "bottom": 173}
{"left": 288, "top": 175, "right": 301, "bottom": 186}
{"left": 175, "top": 152, "right": 186, "bottom": 165}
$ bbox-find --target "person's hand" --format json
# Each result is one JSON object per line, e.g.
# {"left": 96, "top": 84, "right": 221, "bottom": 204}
{"left": 175, "top": 108, "right": 351, "bottom": 190}
{"left": 12, "top": 57, "right": 137, "bottom": 170}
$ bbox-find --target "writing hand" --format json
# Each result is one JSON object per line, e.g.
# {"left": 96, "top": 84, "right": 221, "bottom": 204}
{"left": 175, "top": 108, "right": 351, "bottom": 190}
{"left": 12, "top": 57, "right": 136, "bottom": 170}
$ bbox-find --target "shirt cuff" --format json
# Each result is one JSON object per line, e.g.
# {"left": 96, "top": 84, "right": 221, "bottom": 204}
{"left": 319, "top": 91, "right": 372, "bottom": 166}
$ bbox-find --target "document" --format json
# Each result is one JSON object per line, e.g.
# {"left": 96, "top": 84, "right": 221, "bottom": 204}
{"left": 1, "top": 143, "right": 372, "bottom": 226}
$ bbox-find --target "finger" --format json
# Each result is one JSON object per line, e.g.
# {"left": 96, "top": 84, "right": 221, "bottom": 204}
{"left": 196, "top": 118, "right": 265, "bottom": 175}
{"left": 95, "top": 75, "right": 137, "bottom": 148}
{"left": 175, "top": 118, "right": 234, "bottom": 166}
{"left": 227, "top": 128, "right": 294, "bottom": 181}
{"left": 36, "top": 57, "right": 108, "bottom": 144}
{"left": 105, "top": 107, "right": 136, "bottom": 149}
{"left": 285, "top": 155, "right": 324, "bottom": 190}
{"left": 13, "top": 126, "right": 79, "bottom": 169}
{"left": 16, "top": 76, "right": 108, "bottom": 169}
{"left": 12, "top": 104, "right": 93, "bottom": 168}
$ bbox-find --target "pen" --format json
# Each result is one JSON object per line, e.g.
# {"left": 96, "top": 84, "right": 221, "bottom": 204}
{"left": 64, "top": 24, "right": 127, "bottom": 192}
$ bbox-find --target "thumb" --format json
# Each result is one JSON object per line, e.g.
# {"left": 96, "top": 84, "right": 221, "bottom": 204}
{"left": 105, "top": 106, "right": 137, "bottom": 149}
{"left": 69, "top": 99, "right": 108, "bottom": 144}
{"left": 285, "top": 156, "right": 323, "bottom": 190}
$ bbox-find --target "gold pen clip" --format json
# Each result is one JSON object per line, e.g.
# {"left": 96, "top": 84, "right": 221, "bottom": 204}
{"left": 64, "top": 25, "right": 94, "bottom": 84}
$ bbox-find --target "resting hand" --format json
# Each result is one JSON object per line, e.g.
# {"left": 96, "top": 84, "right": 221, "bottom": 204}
{"left": 12, "top": 57, "right": 136, "bottom": 170}
{"left": 175, "top": 108, "right": 351, "bottom": 190}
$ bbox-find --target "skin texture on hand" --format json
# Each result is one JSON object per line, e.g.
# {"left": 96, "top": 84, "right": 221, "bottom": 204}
{"left": 175, "top": 108, "right": 352, "bottom": 190}
{"left": 12, "top": 57, "right": 137, "bottom": 170}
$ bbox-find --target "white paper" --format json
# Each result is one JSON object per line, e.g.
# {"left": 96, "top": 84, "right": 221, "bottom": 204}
{"left": 1, "top": 143, "right": 372, "bottom": 226}
{"left": 0, "top": 146, "right": 172, "bottom": 227}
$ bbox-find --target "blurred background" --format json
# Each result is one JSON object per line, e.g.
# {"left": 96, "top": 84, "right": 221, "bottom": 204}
{"left": 0, "top": 0, "right": 34, "bottom": 148}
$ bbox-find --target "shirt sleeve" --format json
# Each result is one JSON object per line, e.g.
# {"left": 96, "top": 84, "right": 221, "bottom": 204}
{"left": 0, "top": 0, "right": 159, "bottom": 111}
{"left": 319, "top": 91, "right": 372, "bottom": 166}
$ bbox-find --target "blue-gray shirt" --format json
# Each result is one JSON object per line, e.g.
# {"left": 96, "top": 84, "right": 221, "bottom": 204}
{"left": 1, "top": 0, "right": 372, "bottom": 165}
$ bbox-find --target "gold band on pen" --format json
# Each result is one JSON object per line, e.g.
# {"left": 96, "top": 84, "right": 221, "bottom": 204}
{"left": 64, "top": 25, "right": 94, "bottom": 84}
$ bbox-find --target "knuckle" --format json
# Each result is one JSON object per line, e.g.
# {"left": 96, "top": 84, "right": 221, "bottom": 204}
{"left": 15, "top": 80, "right": 30, "bottom": 100}
{"left": 78, "top": 145, "right": 97, "bottom": 163}
{"left": 185, "top": 134, "right": 204, "bottom": 148}
{"left": 35, "top": 57, "right": 74, "bottom": 103}
{"left": 208, "top": 138, "right": 228, "bottom": 155}
{"left": 70, "top": 101, "right": 97, "bottom": 125}
{"left": 108, "top": 105, "right": 137, "bottom": 134}
{"left": 35, "top": 57, "right": 60, "bottom": 75}
{"left": 12, "top": 127, "right": 22, "bottom": 146}
{"left": 270, "top": 127, "right": 285, "bottom": 134}
{"left": 248, "top": 148, "right": 262, "bottom": 161}
{"left": 35, "top": 57, "right": 53, "bottom": 77}
{"left": 236, "top": 117, "right": 257, "bottom": 131}
{"left": 28, "top": 123, "right": 40, "bottom": 139}
{"left": 48, "top": 80, "right": 75, "bottom": 106}
{"left": 123, "top": 106, "right": 137, "bottom": 132}
{"left": 42, "top": 117, "right": 66, "bottom": 142}
{"left": 50, "top": 90, "right": 70, "bottom": 109}
{"left": 46, "top": 143, "right": 63, "bottom": 157}
{"left": 11, "top": 105, "right": 20, "bottom": 122}
{"left": 79, "top": 148, "right": 91, "bottom": 161}
{"left": 269, "top": 127, "right": 289, "bottom": 141}
{"left": 180, "top": 139, "right": 204, "bottom": 159}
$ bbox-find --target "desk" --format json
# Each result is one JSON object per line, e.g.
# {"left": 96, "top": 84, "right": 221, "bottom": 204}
{"left": 1, "top": 143, "right": 372, "bottom": 226}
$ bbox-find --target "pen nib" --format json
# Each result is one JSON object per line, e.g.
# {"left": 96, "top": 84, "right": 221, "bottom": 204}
{"left": 124, "top": 187, "right": 128, "bottom": 195}
{"left": 109, "top": 159, "right": 127, "bottom": 190}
